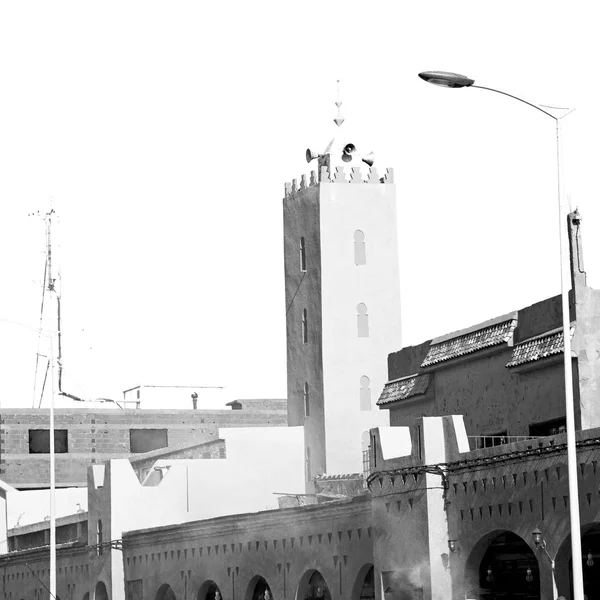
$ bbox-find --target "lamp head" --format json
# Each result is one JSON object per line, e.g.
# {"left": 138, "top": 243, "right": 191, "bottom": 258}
{"left": 418, "top": 71, "right": 475, "bottom": 88}
{"left": 532, "top": 528, "right": 543, "bottom": 547}
{"left": 448, "top": 540, "right": 458, "bottom": 553}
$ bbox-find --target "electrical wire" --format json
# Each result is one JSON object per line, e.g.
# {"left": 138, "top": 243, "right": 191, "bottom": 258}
{"left": 285, "top": 271, "right": 306, "bottom": 316}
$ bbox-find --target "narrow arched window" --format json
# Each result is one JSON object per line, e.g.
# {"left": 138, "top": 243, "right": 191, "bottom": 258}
{"left": 306, "top": 447, "right": 312, "bottom": 482}
{"left": 300, "top": 237, "right": 307, "bottom": 272}
{"left": 302, "top": 308, "right": 308, "bottom": 344}
{"left": 304, "top": 382, "right": 310, "bottom": 417}
{"left": 360, "top": 375, "right": 371, "bottom": 411}
{"left": 357, "top": 303, "right": 369, "bottom": 337}
{"left": 97, "top": 519, "right": 103, "bottom": 556}
{"left": 354, "top": 230, "right": 366, "bottom": 265}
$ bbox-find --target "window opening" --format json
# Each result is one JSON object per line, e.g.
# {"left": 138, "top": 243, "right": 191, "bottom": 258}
{"left": 300, "top": 237, "right": 307, "bottom": 272}
{"left": 360, "top": 376, "right": 371, "bottom": 411}
{"left": 529, "top": 418, "right": 567, "bottom": 437}
{"left": 302, "top": 308, "right": 308, "bottom": 344}
{"left": 304, "top": 382, "right": 310, "bottom": 417}
{"left": 96, "top": 519, "right": 103, "bottom": 556}
{"left": 28, "top": 430, "right": 68, "bottom": 454}
{"left": 129, "top": 429, "right": 168, "bottom": 453}
{"left": 357, "top": 303, "right": 369, "bottom": 337}
{"left": 354, "top": 230, "right": 366, "bottom": 265}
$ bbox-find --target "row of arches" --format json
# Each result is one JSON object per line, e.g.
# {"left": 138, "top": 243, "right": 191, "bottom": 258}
{"left": 464, "top": 524, "right": 600, "bottom": 599}
{"left": 154, "top": 568, "right": 373, "bottom": 600}
{"left": 299, "top": 231, "right": 367, "bottom": 273}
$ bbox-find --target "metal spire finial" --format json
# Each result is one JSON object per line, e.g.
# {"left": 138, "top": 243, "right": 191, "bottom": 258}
{"left": 333, "top": 80, "right": 344, "bottom": 127}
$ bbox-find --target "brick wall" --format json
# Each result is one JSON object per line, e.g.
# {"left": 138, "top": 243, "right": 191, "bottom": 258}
{"left": 0, "top": 408, "right": 286, "bottom": 489}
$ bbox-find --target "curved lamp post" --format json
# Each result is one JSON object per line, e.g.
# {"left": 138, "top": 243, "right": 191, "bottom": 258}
{"left": 419, "top": 70, "right": 582, "bottom": 600}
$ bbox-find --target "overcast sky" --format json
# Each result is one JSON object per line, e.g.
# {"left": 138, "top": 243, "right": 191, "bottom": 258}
{"left": 1, "top": 1, "right": 598, "bottom": 408}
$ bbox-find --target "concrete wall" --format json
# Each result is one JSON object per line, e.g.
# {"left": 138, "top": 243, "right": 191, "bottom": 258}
{"left": 319, "top": 171, "right": 402, "bottom": 477}
{"left": 385, "top": 293, "right": 584, "bottom": 437}
{"left": 283, "top": 180, "right": 326, "bottom": 486}
{"left": 0, "top": 408, "right": 286, "bottom": 488}
{"left": 122, "top": 498, "right": 373, "bottom": 600}
{"left": 388, "top": 348, "right": 570, "bottom": 437}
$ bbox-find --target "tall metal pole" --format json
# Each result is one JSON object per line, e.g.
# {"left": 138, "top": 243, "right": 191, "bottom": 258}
{"left": 49, "top": 323, "right": 56, "bottom": 600}
{"left": 556, "top": 116, "right": 584, "bottom": 600}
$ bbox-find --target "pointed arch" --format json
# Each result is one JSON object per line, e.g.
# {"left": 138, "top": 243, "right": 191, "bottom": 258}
{"left": 245, "top": 576, "right": 273, "bottom": 600}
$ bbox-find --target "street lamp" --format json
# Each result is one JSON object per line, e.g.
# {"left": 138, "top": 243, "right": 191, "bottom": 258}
{"left": 419, "top": 70, "right": 583, "bottom": 600}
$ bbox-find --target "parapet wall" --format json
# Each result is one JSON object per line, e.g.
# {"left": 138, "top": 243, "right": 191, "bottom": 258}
{"left": 284, "top": 167, "right": 394, "bottom": 198}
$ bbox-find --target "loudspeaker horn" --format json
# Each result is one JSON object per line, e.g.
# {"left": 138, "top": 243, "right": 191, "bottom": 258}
{"left": 361, "top": 152, "right": 375, "bottom": 167}
{"left": 343, "top": 143, "right": 356, "bottom": 156}
{"left": 306, "top": 148, "right": 321, "bottom": 163}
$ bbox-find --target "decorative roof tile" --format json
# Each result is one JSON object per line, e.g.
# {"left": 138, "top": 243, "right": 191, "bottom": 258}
{"left": 377, "top": 374, "right": 431, "bottom": 406}
{"left": 314, "top": 473, "right": 363, "bottom": 480}
{"left": 506, "top": 327, "right": 572, "bottom": 368}
{"left": 421, "top": 319, "right": 517, "bottom": 368}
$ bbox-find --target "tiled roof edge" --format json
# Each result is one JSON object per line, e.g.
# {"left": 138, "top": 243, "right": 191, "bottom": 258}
{"left": 431, "top": 311, "right": 518, "bottom": 345}
{"left": 421, "top": 319, "right": 517, "bottom": 368}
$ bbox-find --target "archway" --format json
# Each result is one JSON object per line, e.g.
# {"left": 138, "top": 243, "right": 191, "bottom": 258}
{"left": 555, "top": 522, "right": 600, "bottom": 599}
{"left": 83, "top": 594, "right": 90, "bottom": 600}
{"left": 464, "top": 530, "right": 540, "bottom": 599}
{"left": 352, "top": 565, "right": 374, "bottom": 600}
{"left": 197, "top": 581, "right": 223, "bottom": 600}
{"left": 156, "top": 584, "right": 176, "bottom": 600}
{"left": 296, "top": 570, "right": 332, "bottom": 600}
{"left": 94, "top": 582, "right": 109, "bottom": 600}
{"left": 245, "top": 576, "right": 273, "bottom": 600}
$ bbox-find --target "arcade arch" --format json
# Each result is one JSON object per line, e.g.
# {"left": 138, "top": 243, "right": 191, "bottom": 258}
{"left": 555, "top": 522, "right": 600, "bottom": 599}
{"left": 245, "top": 576, "right": 273, "bottom": 600}
{"left": 156, "top": 584, "right": 176, "bottom": 600}
{"left": 295, "top": 570, "right": 332, "bottom": 600}
{"left": 94, "top": 582, "right": 109, "bottom": 600}
{"left": 464, "top": 530, "right": 540, "bottom": 599}
{"left": 352, "top": 565, "right": 374, "bottom": 600}
{"left": 197, "top": 581, "right": 223, "bottom": 600}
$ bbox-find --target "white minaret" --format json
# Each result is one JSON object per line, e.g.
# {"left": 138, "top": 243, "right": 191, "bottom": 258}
{"left": 283, "top": 86, "right": 402, "bottom": 490}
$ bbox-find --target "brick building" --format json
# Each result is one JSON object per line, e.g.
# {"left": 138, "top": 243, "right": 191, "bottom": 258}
{"left": 0, "top": 402, "right": 287, "bottom": 489}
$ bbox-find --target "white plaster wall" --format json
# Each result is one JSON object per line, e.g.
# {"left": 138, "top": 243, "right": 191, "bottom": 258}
{"left": 106, "top": 426, "right": 305, "bottom": 536}
{"left": 319, "top": 179, "right": 402, "bottom": 475}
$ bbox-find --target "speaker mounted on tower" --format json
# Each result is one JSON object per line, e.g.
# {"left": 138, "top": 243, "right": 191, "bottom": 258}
{"left": 341, "top": 143, "right": 356, "bottom": 163}
{"left": 306, "top": 148, "right": 322, "bottom": 163}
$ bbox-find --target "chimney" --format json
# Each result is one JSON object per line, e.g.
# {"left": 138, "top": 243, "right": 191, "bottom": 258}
{"left": 568, "top": 209, "right": 587, "bottom": 294}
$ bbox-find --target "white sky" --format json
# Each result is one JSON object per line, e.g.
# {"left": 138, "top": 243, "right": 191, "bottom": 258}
{"left": 1, "top": 1, "right": 599, "bottom": 408}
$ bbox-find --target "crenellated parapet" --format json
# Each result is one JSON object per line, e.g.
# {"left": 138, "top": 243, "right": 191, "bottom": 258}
{"left": 284, "top": 166, "right": 394, "bottom": 198}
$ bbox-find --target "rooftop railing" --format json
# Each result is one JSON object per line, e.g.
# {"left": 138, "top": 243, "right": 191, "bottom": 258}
{"left": 468, "top": 435, "right": 539, "bottom": 451}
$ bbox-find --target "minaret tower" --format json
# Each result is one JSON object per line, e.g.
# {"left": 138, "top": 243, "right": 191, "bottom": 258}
{"left": 283, "top": 85, "right": 402, "bottom": 490}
